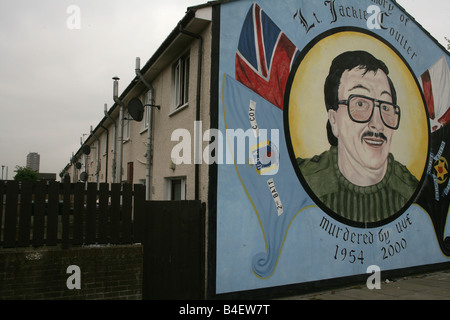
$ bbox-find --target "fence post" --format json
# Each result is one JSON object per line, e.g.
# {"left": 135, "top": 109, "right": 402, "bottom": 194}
{"left": 122, "top": 183, "right": 132, "bottom": 244}
{"left": 85, "top": 183, "right": 97, "bottom": 245}
{"left": 133, "top": 184, "right": 145, "bottom": 244}
{"left": 110, "top": 183, "right": 121, "bottom": 244}
{"left": 32, "top": 181, "right": 45, "bottom": 247}
{"left": 0, "top": 181, "right": 5, "bottom": 244}
{"left": 18, "top": 180, "right": 33, "bottom": 247}
{"left": 46, "top": 181, "right": 59, "bottom": 246}
{"left": 73, "top": 183, "right": 85, "bottom": 245}
{"left": 61, "top": 181, "right": 71, "bottom": 249}
{"left": 98, "top": 183, "right": 109, "bottom": 244}
{"left": 3, "top": 180, "right": 19, "bottom": 248}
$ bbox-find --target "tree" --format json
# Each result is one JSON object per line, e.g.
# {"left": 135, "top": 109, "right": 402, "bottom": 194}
{"left": 14, "top": 166, "right": 39, "bottom": 182}
{"left": 446, "top": 37, "right": 450, "bottom": 51}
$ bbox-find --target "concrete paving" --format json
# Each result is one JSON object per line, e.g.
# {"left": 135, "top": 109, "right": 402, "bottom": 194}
{"left": 282, "top": 270, "right": 450, "bottom": 300}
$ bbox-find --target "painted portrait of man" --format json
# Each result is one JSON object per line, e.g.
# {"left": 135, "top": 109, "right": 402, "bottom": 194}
{"left": 292, "top": 48, "right": 425, "bottom": 224}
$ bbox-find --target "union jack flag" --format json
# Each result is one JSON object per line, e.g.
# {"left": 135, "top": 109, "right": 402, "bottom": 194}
{"left": 235, "top": 3, "right": 299, "bottom": 110}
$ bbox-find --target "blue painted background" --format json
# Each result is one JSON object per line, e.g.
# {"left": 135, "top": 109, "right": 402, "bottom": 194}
{"left": 215, "top": 0, "right": 450, "bottom": 294}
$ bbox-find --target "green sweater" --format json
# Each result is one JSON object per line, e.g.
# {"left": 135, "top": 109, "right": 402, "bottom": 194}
{"left": 297, "top": 146, "right": 419, "bottom": 223}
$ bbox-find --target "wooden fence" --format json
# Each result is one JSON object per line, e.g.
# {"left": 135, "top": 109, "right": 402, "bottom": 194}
{"left": 143, "top": 200, "right": 205, "bottom": 299}
{"left": 0, "top": 180, "right": 146, "bottom": 249}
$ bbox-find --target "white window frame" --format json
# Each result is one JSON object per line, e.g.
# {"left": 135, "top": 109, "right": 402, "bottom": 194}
{"left": 170, "top": 53, "right": 190, "bottom": 114}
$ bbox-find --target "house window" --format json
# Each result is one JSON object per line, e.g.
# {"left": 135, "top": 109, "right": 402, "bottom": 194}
{"left": 171, "top": 54, "right": 190, "bottom": 112}
{"left": 165, "top": 177, "right": 186, "bottom": 200}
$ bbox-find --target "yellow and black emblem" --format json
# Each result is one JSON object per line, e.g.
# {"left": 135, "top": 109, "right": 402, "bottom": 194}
{"left": 434, "top": 156, "right": 448, "bottom": 184}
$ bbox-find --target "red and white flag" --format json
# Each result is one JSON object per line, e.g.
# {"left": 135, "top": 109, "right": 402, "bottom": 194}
{"left": 420, "top": 55, "right": 450, "bottom": 132}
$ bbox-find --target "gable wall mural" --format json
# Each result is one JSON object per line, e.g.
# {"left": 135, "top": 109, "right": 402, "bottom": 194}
{"left": 215, "top": 0, "right": 450, "bottom": 295}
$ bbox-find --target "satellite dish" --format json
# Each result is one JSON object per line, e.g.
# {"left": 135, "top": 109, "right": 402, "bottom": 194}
{"left": 82, "top": 144, "right": 91, "bottom": 155}
{"left": 127, "top": 97, "right": 144, "bottom": 122}
{"left": 75, "top": 162, "right": 82, "bottom": 169}
{"left": 80, "top": 172, "right": 88, "bottom": 182}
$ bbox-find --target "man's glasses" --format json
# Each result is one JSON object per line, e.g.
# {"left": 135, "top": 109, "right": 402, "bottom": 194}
{"left": 338, "top": 94, "right": 401, "bottom": 130}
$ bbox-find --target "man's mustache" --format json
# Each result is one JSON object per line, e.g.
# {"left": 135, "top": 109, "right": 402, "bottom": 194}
{"left": 362, "top": 131, "right": 388, "bottom": 142}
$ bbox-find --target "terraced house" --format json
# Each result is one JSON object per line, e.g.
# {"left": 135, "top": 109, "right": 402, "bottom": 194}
{"left": 61, "top": 4, "right": 214, "bottom": 203}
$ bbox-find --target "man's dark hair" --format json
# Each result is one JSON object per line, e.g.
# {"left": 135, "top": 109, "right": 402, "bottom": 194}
{"left": 324, "top": 50, "right": 397, "bottom": 146}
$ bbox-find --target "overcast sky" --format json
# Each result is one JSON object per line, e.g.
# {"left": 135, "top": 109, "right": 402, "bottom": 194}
{"left": 0, "top": 0, "right": 448, "bottom": 179}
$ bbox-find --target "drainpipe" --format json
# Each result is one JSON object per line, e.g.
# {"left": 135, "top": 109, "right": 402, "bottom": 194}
{"left": 100, "top": 124, "right": 109, "bottom": 183}
{"left": 178, "top": 24, "right": 202, "bottom": 201}
{"left": 113, "top": 77, "right": 124, "bottom": 184}
{"left": 90, "top": 125, "right": 100, "bottom": 184}
{"left": 80, "top": 137, "right": 88, "bottom": 179}
{"left": 135, "top": 57, "right": 154, "bottom": 201}
{"left": 72, "top": 152, "right": 77, "bottom": 183}
{"left": 104, "top": 103, "right": 117, "bottom": 183}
